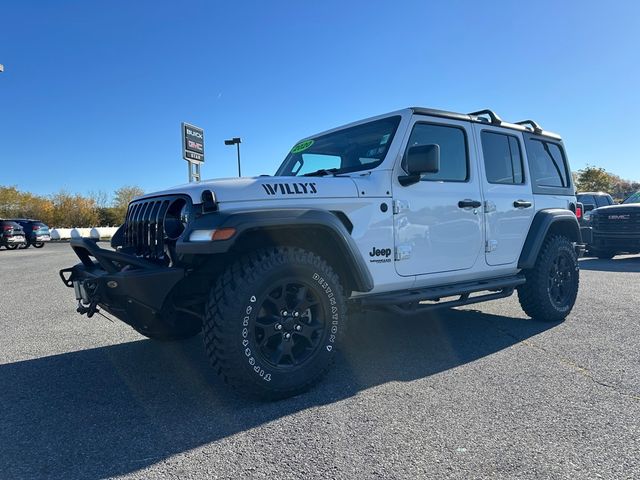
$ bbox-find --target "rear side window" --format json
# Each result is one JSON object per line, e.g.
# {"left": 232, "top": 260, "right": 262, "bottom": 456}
{"left": 595, "top": 196, "right": 613, "bottom": 207}
{"left": 481, "top": 131, "right": 524, "bottom": 184}
{"left": 404, "top": 123, "right": 468, "bottom": 182}
{"left": 522, "top": 132, "right": 575, "bottom": 196}
{"left": 525, "top": 138, "right": 570, "bottom": 189}
{"left": 578, "top": 195, "right": 596, "bottom": 207}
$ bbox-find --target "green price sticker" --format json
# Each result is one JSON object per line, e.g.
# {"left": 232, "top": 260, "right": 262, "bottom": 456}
{"left": 291, "top": 139, "right": 314, "bottom": 154}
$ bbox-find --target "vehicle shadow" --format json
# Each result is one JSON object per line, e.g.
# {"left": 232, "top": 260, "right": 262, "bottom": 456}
{"left": 0, "top": 308, "right": 554, "bottom": 479}
{"left": 579, "top": 255, "right": 640, "bottom": 273}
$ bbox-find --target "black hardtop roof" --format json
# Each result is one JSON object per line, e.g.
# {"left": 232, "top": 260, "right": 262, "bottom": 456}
{"left": 409, "top": 107, "right": 562, "bottom": 140}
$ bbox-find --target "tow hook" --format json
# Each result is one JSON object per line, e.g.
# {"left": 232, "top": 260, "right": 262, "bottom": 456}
{"left": 74, "top": 279, "right": 101, "bottom": 318}
{"left": 77, "top": 299, "right": 99, "bottom": 318}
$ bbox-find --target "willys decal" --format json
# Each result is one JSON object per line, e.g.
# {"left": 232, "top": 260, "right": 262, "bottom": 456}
{"left": 262, "top": 182, "right": 318, "bottom": 195}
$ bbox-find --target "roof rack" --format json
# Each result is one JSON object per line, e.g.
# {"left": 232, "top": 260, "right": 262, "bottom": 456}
{"left": 468, "top": 109, "right": 503, "bottom": 125}
{"left": 514, "top": 120, "right": 543, "bottom": 135}
{"left": 408, "top": 107, "right": 559, "bottom": 139}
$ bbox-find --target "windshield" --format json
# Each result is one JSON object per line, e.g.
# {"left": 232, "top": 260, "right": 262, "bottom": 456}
{"left": 622, "top": 191, "right": 640, "bottom": 204}
{"left": 276, "top": 116, "right": 401, "bottom": 177}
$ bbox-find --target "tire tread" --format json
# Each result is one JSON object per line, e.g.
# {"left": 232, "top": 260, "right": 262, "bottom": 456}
{"left": 203, "top": 247, "right": 345, "bottom": 399}
{"left": 518, "top": 235, "right": 579, "bottom": 322}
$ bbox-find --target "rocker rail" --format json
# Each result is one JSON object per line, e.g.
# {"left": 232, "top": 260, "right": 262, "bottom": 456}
{"left": 355, "top": 274, "right": 526, "bottom": 315}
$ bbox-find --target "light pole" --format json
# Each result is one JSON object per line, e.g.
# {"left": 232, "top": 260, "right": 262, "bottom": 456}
{"left": 224, "top": 137, "right": 242, "bottom": 177}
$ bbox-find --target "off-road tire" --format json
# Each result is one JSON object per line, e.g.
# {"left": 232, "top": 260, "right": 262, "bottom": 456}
{"left": 19, "top": 242, "right": 30, "bottom": 249}
{"left": 5, "top": 244, "right": 18, "bottom": 250}
{"left": 203, "top": 247, "right": 346, "bottom": 400}
{"left": 518, "top": 235, "right": 579, "bottom": 322}
{"left": 33, "top": 242, "right": 45, "bottom": 248}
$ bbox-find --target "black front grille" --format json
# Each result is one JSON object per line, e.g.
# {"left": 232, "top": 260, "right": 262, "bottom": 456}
{"left": 123, "top": 195, "right": 190, "bottom": 259}
{"left": 592, "top": 209, "right": 640, "bottom": 237}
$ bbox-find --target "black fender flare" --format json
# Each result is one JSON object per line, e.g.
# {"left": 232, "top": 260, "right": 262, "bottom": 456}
{"left": 176, "top": 208, "right": 374, "bottom": 293}
{"left": 518, "top": 209, "right": 582, "bottom": 269}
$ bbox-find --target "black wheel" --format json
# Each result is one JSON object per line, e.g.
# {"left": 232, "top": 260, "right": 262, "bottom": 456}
{"left": 19, "top": 242, "right": 30, "bottom": 249}
{"left": 203, "top": 247, "right": 346, "bottom": 399}
{"left": 5, "top": 244, "right": 18, "bottom": 250}
{"left": 33, "top": 242, "right": 45, "bottom": 248}
{"left": 518, "top": 235, "right": 579, "bottom": 322}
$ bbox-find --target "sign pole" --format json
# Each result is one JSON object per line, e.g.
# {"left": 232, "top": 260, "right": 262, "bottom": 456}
{"left": 224, "top": 137, "right": 242, "bottom": 178}
{"left": 236, "top": 143, "right": 241, "bottom": 177}
{"left": 182, "top": 122, "right": 205, "bottom": 183}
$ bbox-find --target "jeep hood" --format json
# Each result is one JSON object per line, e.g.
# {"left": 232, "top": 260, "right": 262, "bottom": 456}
{"left": 138, "top": 176, "right": 360, "bottom": 204}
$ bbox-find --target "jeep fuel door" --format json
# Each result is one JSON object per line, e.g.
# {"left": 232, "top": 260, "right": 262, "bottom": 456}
{"left": 393, "top": 117, "right": 483, "bottom": 276}
{"left": 474, "top": 125, "right": 534, "bottom": 266}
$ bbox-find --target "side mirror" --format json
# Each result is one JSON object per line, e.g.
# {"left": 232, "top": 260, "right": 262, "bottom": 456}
{"left": 583, "top": 203, "right": 596, "bottom": 212}
{"left": 399, "top": 144, "right": 440, "bottom": 186}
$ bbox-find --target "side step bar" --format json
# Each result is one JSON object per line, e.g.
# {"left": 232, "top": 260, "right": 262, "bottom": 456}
{"left": 355, "top": 274, "right": 526, "bottom": 315}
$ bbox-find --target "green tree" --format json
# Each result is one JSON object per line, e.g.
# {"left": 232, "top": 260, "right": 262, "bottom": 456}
{"left": 96, "top": 207, "right": 120, "bottom": 226}
{"left": 50, "top": 190, "right": 99, "bottom": 227}
{"left": 608, "top": 174, "right": 640, "bottom": 202}
{"left": 0, "top": 186, "right": 55, "bottom": 224}
{"left": 113, "top": 185, "right": 144, "bottom": 224}
{"left": 575, "top": 166, "right": 613, "bottom": 193}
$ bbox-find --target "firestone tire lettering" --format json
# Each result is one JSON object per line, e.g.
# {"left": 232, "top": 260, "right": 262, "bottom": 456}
{"left": 202, "top": 247, "right": 347, "bottom": 399}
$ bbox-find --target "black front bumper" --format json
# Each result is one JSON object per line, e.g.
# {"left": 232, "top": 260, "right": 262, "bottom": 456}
{"left": 591, "top": 232, "right": 640, "bottom": 253}
{"left": 60, "top": 238, "right": 184, "bottom": 327}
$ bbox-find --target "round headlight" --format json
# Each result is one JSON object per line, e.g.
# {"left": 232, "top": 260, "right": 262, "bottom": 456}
{"left": 164, "top": 198, "right": 188, "bottom": 240}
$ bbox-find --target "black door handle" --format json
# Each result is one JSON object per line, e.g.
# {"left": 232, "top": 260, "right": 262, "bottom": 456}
{"left": 458, "top": 199, "right": 482, "bottom": 209}
{"left": 513, "top": 200, "right": 532, "bottom": 209}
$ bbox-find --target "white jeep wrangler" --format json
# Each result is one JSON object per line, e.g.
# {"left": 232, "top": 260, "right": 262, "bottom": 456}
{"left": 60, "top": 107, "right": 589, "bottom": 398}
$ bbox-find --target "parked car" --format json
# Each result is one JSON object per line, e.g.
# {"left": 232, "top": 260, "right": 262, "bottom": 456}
{"left": 61, "top": 106, "right": 588, "bottom": 398}
{"left": 0, "top": 220, "right": 26, "bottom": 250}
{"left": 576, "top": 192, "right": 615, "bottom": 222}
{"left": 589, "top": 191, "right": 640, "bottom": 259}
{"left": 10, "top": 219, "right": 51, "bottom": 248}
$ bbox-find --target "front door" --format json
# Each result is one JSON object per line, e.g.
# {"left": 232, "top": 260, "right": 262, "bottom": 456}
{"left": 393, "top": 117, "right": 483, "bottom": 276}
{"left": 473, "top": 125, "right": 534, "bottom": 266}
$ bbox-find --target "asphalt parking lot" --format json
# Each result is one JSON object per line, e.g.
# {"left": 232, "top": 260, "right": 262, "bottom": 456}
{"left": 1, "top": 243, "right": 639, "bottom": 480}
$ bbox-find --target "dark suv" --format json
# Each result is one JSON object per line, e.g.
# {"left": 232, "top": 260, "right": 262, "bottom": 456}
{"left": 576, "top": 192, "right": 615, "bottom": 223}
{"left": 589, "top": 191, "right": 640, "bottom": 259}
{"left": 11, "top": 219, "right": 51, "bottom": 248}
{"left": 0, "top": 220, "right": 26, "bottom": 250}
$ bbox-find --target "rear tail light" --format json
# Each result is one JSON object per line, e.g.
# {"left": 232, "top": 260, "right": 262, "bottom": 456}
{"left": 33, "top": 225, "right": 40, "bottom": 231}
{"left": 575, "top": 205, "right": 583, "bottom": 220}
{"left": 2, "top": 225, "right": 11, "bottom": 231}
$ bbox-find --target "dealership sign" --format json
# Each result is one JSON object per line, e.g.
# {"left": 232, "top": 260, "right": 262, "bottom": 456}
{"left": 182, "top": 122, "right": 205, "bottom": 163}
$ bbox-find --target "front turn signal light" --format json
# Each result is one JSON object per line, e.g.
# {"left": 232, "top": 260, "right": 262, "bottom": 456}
{"left": 189, "top": 228, "right": 236, "bottom": 242}
{"left": 212, "top": 228, "right": 236, "bottom": 241}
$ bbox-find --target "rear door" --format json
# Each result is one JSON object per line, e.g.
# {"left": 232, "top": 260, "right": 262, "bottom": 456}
{"left": 393, "top": 116, "right": 483, "bottom": 276}
{"left": 474, "top": 125, "right": 534, "bottom": 266}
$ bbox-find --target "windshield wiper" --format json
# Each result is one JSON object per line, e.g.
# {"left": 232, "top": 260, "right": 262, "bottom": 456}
{"left": 302, "top": 168, "right": 340, "bottom": 177}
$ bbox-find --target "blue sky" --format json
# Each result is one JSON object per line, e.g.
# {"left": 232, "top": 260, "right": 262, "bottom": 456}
{"left": 1, "top": 1, "right": 639, "bottom": 198}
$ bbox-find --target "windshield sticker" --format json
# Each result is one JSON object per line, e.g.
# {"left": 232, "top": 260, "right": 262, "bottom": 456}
{"left": 291, "top": 139, "right": 314, "bottom": 154}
